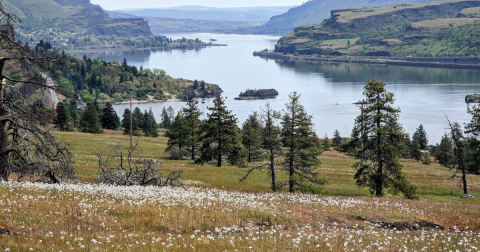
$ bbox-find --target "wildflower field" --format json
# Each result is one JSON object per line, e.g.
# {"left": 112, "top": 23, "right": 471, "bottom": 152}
{"left": 0, "top": 132, "right": 479, "bottom": 251}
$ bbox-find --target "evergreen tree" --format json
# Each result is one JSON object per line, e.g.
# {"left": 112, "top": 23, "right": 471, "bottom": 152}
{"left": 122, "top": 108, "right": 141, "bottom": 136}
{"left": 55, "top": 102, "right": 70, "bottom": 131}
{"left": 446, "top": 119, "right": 468, "bottom": 195}
{"left": 101, "top": 102, "right": 120, "bottom": 130}
{"left": 165, "top": 112, "right": 189, "bottom": 159}
{"left": 435, "top": 133, "right": 455, "bottom": 166}
{"left": 241, "top": 102, "right": 283, "bottom": 191}
{"left": 193, "top": 79, "right": 198, "bottom": 89}
{"left": 410, "top": 135, "right": 422, "bottom": 161}
{"left": 413, "top": 124, "right": 428, "bottom": 149}
{"left": 79, "top": 101, "right": 102, "bottom": 134}
{"left": 143, "top": 108, "right": 158, "bottom": 137}
{"left": 322, "top": 133, "right": 330, "bottom": 151}
{"left": 200, "top": 80, "right": 206, "bottom": 90}
{"left": 132, "top": 107, "right": 144, "bottom": 131}
{"left": 464, "top": 105, "right": 480, "bottom": 175}
{"left": 241, "top": 112, "right": 263, "bottom": 163}
{"left": 351, "top": 80, "right": 417, "bottom": 199}
{"left": 182, "top": 97, "right": 203, "bottom": 160}
{"left": 198, "top": 94, "right": 243, "bottom": 167}
{"left": 71, "top": 108, "right": 79, "bottom": 129}
{"left": 332, "top": 129, "right": 342, "bottom": 147}
{"left": 281, "top": 92, "right": 325, "bottom": 193}
{"left": 161, "top": 107, "right": 171, "bottom": 129}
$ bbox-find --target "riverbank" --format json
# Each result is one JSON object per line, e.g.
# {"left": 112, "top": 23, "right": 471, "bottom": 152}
{"left": 66, "top": 43, "right": 228, "bottom": 54}
{"left": 253, "top": 51, "right": 480, "bottom": 71}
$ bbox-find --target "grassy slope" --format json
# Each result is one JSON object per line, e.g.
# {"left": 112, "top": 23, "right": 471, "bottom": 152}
{"left": 0, "top": 130, "right": 479, "bottom": 251}
{"left": 275, "top": 0, "right": 480, "bottom": 57}
{"left": 55, "top": 131, "right": 480, "bottom": 201}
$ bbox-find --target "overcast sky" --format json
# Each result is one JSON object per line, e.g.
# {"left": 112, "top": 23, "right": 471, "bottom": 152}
{"left": 90, "top": 0, "right": 305, "bottom": 10}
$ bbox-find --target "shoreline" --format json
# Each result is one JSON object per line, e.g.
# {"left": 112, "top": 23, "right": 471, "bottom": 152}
{"left": 253, "top": 51, "right": 480, "bottom": 71}
{"left": 65, "top": 44, "right": 228, "bottom": 54}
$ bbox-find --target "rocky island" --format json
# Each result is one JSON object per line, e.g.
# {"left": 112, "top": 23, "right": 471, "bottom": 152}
{"left": 234, "top": 89, "right": 279, "bottom": 100}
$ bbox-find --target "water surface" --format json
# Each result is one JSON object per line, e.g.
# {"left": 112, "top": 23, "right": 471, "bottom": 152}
{"left": 76, "top": 33, "right": 480, "bottom": 144}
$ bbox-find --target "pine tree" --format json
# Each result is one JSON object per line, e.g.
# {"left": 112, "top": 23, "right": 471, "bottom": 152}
{"left": 198, "top": 94, "right": 243, "bottom": 167}
{"left": 71, "top": 108, "right": 79, "bottom": 129}
{"left": 410, "top": 135, "right": 422, "bottom": 161}
{"left": 79, "top": 101, "right": 102, "bottom": 134}
{"left": 132, "top": 107, "right": 144, "bottom": 131}
{"left": 435, "top": 133, "right": 455, "bottom": 166}
{"left": 55, "top": 102, "right": 70, "bottom": 131}
{"left": 160, "top": 107, "right": 171, "bottom": 129}
{"left": 241, "top": 112, "right": 263, "bottom": 163}
{"left": 241, "top": 102, "right": 283, "bottom": 192}
{"left": 322, "top": 133, "right": 330, "bottom": 151}
{"left": 165, "top": 112, "right": 189, "bottom": 159}
{"left": 143, "top": 108, "right": 158, "bottom": 137}
{"left": 413, "top": 124, "right": 428, "bottom": 149}
{"left": 182, "top": 97, "right": 203, "bottom": 160}
{"left": 101, "top": 102, "right": 120, "bottom": 130}
{"left": 446, "top": 119, "right": 468, "bottom": 195}
{"left": 332, "top": 129, "right": 342, "bottom": 147}
{"left": 281, "top": 92, "right": 325, "bottom": 193}
{"left": 351, "top": 80, "right": 417, "bottom": 199}
{"left": 122, "top": 108, "right": 141, "bottom": 136}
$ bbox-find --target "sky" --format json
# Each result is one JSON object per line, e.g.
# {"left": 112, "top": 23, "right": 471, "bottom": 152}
{"left": 90, "top": 0, "right": 305, "bottom": 10}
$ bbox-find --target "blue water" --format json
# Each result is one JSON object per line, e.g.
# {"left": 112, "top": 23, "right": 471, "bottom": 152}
{"left": 76, "top": 33, "right": 480, "bottom": 144}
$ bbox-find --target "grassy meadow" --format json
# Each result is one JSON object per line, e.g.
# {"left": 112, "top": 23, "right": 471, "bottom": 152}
{"left": 0, "top": 131, "right": 479, "bottom": 251}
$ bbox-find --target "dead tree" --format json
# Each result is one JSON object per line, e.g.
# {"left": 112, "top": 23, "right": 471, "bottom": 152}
{"left": 95, "top": 142, "right": 183, "bottom": 186}
{"left": 0, "top": 4, "right": 74, "bottom": 181}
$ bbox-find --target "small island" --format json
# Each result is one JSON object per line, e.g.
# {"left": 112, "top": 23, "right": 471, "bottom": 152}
{"left": 466, "top": 94, "right": 480, "bottom": 103}
{"left": 235, "top": 89, "right": 279, "bottom": 100}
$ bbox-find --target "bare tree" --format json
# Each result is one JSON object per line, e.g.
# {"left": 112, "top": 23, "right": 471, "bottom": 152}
{"left": 0, "top": 5, "right": 74, "bottom": 181}
{"left": 96, "top": 142, "right": 183, "bottom": 186}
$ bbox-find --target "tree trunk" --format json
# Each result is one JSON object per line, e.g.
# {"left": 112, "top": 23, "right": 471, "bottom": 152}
{"left": 462, "top": 166, "right": 468, "bottom": 195}
{"left": 376, "top": 106, "right": 383, "bottom": 197}
{"left": 217, "top": 140, "right": 222, "bottom": 167}
{"left": 270, "top": 150, "right": 276, "bottom": 192}
{"left": 0, "top": 119, "right": 10, "bottom": 181}
{"left": 191, "top": 145, "right": 195, "bottom": 160}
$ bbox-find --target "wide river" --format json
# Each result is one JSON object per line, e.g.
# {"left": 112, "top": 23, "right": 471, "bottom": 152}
{"left": 78, "top": 33, "right": 480, "bottom": 144}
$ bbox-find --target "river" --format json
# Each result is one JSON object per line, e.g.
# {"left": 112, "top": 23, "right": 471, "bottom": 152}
{"left": 76, "top": 33, "right": 480, "bottom": 144}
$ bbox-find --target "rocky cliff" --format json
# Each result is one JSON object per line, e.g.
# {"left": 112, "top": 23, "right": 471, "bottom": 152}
{"left": 274, "top": 0, "right": 480, "bottom": 57}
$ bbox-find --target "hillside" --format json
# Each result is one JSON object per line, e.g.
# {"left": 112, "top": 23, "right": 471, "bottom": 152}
{"left": 114, "top": 6, "right": 291, "bottom": 22}
{"left": 2, "top": 0, "right": 152, "bottom": 36}
{"left": 274, "top": 0, "right": 480, "bottom": 57}
{"left": 250, "top": 0, "right": 440, "bottom": 35}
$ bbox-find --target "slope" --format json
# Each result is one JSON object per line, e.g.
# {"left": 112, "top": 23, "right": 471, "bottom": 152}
{"left": 252, "top": 0, "right": 440, "bottom": 35}
{"left": 274, "top": 0, "right": 480, "bottom": 57}
{"left": 2, "top": 0, "right": 152, "bottom": 37}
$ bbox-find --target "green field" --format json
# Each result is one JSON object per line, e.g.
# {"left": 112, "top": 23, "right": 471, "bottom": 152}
{"left": 53, "top": 131, "right": 480, "bottom": 201}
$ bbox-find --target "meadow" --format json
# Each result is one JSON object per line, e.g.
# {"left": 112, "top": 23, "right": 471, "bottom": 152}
{"left": 0, "top": 131, "right": 479, "bottom": 251}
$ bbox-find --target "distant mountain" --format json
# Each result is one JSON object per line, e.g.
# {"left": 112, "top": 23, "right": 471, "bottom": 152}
{"left": 252, "top": 0, "right": 443, "bottom": 35}
{"left": 3, "top": 0, "right": 152, "bottom": 37}
{"left": 115, "top": 6, "right": 292, "bottom": 22}
{"left": 105, "top": 10, "right": 140, "bottom": 19}
{"left": 274, "top": 0, "right": 480, "bottom": 57}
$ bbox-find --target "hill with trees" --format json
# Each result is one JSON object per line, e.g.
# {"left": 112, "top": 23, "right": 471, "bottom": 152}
{"left": 274, "top": 0, "right": 480, "bottom": 57}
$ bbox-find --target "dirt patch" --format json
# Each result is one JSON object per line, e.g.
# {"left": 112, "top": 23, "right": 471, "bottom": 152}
{"left": 355, "top": 216, "right": 444, "bottom": 231}
{"left": 321, "top": 152, "right": 351, "bottom": 159}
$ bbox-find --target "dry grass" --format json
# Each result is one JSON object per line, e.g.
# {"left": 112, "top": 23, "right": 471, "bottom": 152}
{"left": 0, "top": 131, "right": 479, "bottom": 251}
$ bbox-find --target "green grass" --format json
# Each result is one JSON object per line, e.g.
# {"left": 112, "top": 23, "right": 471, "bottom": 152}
{"left": 53, "top": 131, "right": 480, "bottom": 201}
